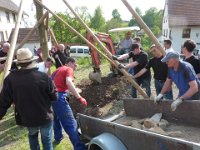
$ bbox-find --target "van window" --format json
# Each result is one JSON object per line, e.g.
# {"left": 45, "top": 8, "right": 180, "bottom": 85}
{"left": 70, "top": 48, "right": 76, "bottom": 53}
{"left": 78, "top": 48, "right": 83, "bottom": 53}
{"left": 84, "top": 49, "right": 89, "bottom": 54}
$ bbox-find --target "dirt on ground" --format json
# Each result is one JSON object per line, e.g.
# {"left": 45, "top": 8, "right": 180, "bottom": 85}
{"left": 69, "top": 75, "right": 131, "bottom": 117}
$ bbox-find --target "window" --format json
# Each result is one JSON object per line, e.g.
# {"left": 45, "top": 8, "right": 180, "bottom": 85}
{"left": 0, "top": 31, "right": 4, "bottom": 42}
{"left": 77, "top": 48, "right": 83, "bottom": 53}
{"left": 12, "top": 13, "right": 16, "bottom": 22}
{"left": 182, "top": 28, "right": 191, "bottom": 38}
{"left": 84, "top": 49, "right": 89, "bottom": 54}
{"left": 0, "top": 14, "right": 1, "bottom": 22}
{"left": 6, "top": 12, "right": 10, "bottom": 22}
{"left": 70, "top": 48, "right": 76, "bottom": 53}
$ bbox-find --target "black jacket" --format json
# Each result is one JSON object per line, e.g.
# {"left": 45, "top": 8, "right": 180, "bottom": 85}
{"left": 53, "top": 51, "right": 67, "bottom": 68}
{"left": 0, "top": 68, "right": 57, "bottom": 127}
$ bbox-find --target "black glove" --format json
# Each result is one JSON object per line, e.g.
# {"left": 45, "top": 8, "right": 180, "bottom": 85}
{"left": 112, "top": 55, "right": 119, "bottom": 61}
{"left": 118, "top": 63, "right": 126, "bottom": 69}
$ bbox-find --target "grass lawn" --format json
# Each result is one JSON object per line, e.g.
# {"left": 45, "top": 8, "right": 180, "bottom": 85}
{"left": 0, "top": 58, "right": 110, "bottom": 150}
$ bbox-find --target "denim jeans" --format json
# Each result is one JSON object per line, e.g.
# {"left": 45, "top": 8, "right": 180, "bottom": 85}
{"left": 52, "top": 92, "right": 86, "bottom": 150}
{"left": 27, "top": 121, "right": 53, "bottom": 150}
{"left": 155, "top": 79, "right": 173, "bottom": 99}
{"left": 128, "top": 67, "right": 134, "bottom": 75}
{"left": 131, "top": 76, "right": 151, "bottom": 98}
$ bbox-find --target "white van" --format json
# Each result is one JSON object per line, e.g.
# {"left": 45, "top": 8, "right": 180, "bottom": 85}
{"left": 70, "top": 46, "right": 90, "bottom": 58}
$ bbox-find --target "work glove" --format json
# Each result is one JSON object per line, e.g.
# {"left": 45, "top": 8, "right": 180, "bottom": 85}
{"left": 118, "top": 63, "right": 126, "bottom": 69}
{"left": 154, "top": 93, "right": 163, "bottom": 103}
{"left": 112, "top": 55, "right": 119, "bottom": 61}
{"left": 171, "top": 98, "right": 183, "bottom": 111}
{"left": 78, "top": 97, "right": 87, "bottom": 107}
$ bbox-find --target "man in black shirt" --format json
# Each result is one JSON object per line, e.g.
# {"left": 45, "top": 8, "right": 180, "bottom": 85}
{"left": 53, "top": 44, "right": 67, "bottom": 68}
{"left": 182, "top": 39, "right": 200, "bottom": 79}
{"left": 132, "top": 45, "right": 173, "bottom": 99}
{"left": 113, "top": 43, "right": 151, "bottom": 98}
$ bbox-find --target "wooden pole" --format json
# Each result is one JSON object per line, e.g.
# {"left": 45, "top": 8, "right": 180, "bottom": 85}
{"left": 15, "top": 11, "right": 49, "bottom": 50}
{"left": 34, "top": 0, "right": 149, "bottom": 98}
{"left": 48, "top": 27, "right": 58, "bottom": 46}
{"left": 34, "top": 0, "right": 49, "bottom": 60}
{"left": 63, "top": 0, "right": 148, "bottom": 98}
{"left": 121, "top": 0, "right": 166, "bottom": 55}
{"left": 3, "top": 0, "right": 24, "bottom": 79}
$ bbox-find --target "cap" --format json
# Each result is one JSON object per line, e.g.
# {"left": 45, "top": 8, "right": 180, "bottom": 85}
{"left": 161, "top": 51, "right": 180, "bottom": 62}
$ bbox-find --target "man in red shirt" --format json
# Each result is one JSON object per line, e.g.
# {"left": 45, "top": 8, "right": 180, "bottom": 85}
{"left": 52, "top": 57, "right": 87, "bottom": 150}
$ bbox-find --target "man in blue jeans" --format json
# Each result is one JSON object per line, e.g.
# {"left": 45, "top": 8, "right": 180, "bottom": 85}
{"left": 155, "top": 51, "right": 200, "bottom": 111}
{"left": 52, "top": 57, "right": 87, "bottom": 150}
{"left": 132, "top": 44, "right": 173, "bottom": 99}
{"left": 0, "top": 48, "right": 57, "bottom": 150}
{"left": 113, "top": 43, "right": 151, "bottom": 98}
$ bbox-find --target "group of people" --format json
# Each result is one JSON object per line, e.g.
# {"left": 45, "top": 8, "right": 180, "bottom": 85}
{"left": 113, "top": 38, "right": 200, "bottom": 111}
{"left": 0, "top": 36, "right": 199, "bottom": 149}
{"left": 0, "top": 43, "right": 87, "bottom": 150}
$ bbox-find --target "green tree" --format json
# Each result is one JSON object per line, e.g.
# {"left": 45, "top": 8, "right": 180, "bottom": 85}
{"left": 142, "top": 7, "right": 163, "bottom": 36}
{"left": 128, "top": 7, "right": 142, "bottom": 27}
{"left": 49, "top": 7, "right": 90, "bottom": 44}
{"left": 90, "top": 6, "right": 106, "bottom": 31}
{"left": 112, "top": 9, "right": 122, "bottom": 21}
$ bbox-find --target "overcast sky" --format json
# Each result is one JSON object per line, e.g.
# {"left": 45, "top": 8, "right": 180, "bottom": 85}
{"left": 12, "top": 0, "right": 165, "bottom": 21}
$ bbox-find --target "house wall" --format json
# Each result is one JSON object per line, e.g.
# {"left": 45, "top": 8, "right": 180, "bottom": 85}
{"left": 0, "top": 9, "right": 26, "bottom": 42}
{"left": 170, "top": 26, "right": 200, "bottom": 53}
{"left": 162, "top": 4, "right": 169, "bottom": 39}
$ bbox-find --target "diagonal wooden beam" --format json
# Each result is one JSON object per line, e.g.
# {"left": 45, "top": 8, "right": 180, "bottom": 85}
{"left": 3, "top": 0, "right": 24, "bottom": 79}
{"left": 34, "top": 0, "right": 149, "bottom": 98}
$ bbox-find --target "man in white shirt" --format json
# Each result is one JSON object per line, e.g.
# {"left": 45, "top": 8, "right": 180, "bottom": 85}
{"left": 164, "top": 39, "right": 174, "bottom": 53}
{"left": 36, "top": 57, "right": 54, "bottom": 74}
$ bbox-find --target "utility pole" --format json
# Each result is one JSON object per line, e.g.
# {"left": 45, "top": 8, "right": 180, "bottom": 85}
{"left": 34, "top": 0, "right": 49, "bottom": 60}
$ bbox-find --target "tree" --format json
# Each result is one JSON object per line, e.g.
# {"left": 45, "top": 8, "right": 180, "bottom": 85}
{"left": 49, "top": 7, "right": 90, "bottom": 44}
{"left": 112, "top": 9, "right": 122, "bottom": 21}
{"left": 128, "top": 7, "right": 142, "bottom": 27}
{"left": 90, "top": 6, "right": 106, "bottom": 31}
{"left": 142, "top": 7, "right": 163, "bottom": 35}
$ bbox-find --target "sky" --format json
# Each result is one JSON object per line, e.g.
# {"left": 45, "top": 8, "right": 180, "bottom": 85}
{"left": 12, "top": 0, "right": 165, "bottom": 27}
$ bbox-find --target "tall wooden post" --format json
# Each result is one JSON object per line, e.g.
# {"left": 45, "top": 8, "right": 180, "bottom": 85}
{"left": 34, "top": 0, "right": 49, "bottom": 60}
{"left": 3, "top": 0, "right": 24, "bottom": 79}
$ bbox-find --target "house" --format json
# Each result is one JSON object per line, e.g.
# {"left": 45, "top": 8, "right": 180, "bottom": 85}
{"left": 162, "top": 0, "right": 200, "bottom": 52}
{"left": 0, "top": 0, "right": 28, "bottom": 42}
{"left": 9, "top": 28, "right": 52, "bottom": 53}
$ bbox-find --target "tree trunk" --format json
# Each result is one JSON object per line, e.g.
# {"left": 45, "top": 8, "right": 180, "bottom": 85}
{"left": 34, "top": 0, "right": 49, "bottom": 60}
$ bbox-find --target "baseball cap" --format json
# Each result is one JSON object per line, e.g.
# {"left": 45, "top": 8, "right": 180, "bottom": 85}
{"left": 161, "top": 51, "right": 180, "bottom": 62}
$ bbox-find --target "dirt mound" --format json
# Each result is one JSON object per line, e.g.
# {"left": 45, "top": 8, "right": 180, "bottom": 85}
{"left": 70, "top": 76, "right": 131, "bottom": 117}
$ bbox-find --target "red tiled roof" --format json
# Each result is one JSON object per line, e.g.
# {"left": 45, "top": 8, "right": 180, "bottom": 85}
{"left": 167, "top": 0, "right": 200, "bottom": 26}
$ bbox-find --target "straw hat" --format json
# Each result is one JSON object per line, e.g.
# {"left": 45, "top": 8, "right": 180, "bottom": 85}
{"left": 14, "top": 48, "right": 38, "bottom": 63}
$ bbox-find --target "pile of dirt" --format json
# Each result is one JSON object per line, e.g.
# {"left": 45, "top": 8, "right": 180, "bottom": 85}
{"left": 69, "top": 76, "right": 131, "bottom": 117}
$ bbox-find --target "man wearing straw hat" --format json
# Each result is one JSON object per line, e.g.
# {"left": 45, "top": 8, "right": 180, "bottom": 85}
{"left": 0, "top": 48, "right": 57, "bottom": 150}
